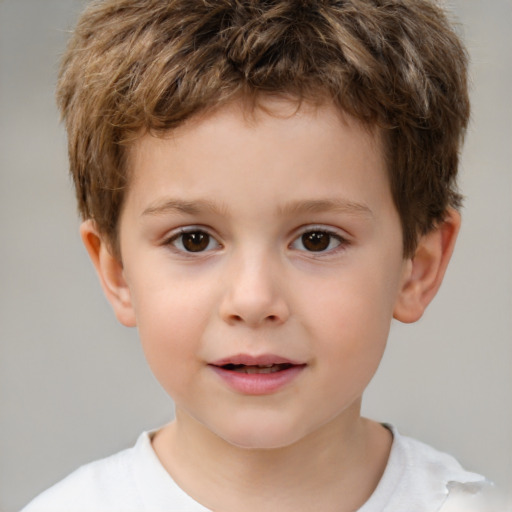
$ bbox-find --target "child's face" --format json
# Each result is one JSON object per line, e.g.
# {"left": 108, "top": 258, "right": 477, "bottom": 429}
{"left": 115, "top": 99, "right": 410, "bottom": 449}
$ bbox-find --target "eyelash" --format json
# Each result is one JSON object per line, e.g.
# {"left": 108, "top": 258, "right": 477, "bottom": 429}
{"left": 163, "top": 226, "right": 349, "bottom": 256}
{"left": 164, "top": 227, "right": 221, "bottom": 255}
{"left": 290, "top": 226, "right": 349, "bottom": 255}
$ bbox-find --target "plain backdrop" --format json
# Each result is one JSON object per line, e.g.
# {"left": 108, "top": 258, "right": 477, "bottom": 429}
{"left": 1, "top": 1, "right": 511, "bottom": 510}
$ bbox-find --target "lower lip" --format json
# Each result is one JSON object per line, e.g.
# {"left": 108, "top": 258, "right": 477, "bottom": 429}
{"left": 209, "top": 365, "right": 306, "bottom": 395}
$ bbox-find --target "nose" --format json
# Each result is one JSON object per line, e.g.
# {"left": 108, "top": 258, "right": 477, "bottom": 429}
{"left": 219, "top": 252, "right": 290, "bottom": 327}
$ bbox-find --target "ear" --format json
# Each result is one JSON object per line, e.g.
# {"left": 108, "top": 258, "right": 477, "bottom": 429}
{"left": 80, "top": 220, "right": 136, "bottom": 327}
{"left": 393, "top": 208, "right": 461, "bottom": 323}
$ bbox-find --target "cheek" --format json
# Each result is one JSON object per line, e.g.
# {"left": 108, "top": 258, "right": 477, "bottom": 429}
{"left": 130, "top": 281, "right": 212, "bottom": 392}
{"left": 312, "top": 294, "right": 391, "bottom": 409}
{"left": 308, "top": 270, "right": 396, "bottom": 338}
{"left": 302, "top": 265, "right": 399, "bottom": 380}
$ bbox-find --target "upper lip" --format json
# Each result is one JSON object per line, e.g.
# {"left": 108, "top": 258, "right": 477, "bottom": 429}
{"left": 210, "top": 354, "right": 305, "bottom": 367}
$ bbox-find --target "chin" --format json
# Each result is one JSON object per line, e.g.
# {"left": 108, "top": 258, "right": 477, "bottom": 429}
{"left": 214, "top": 418, "right": 310, "bottom": 451}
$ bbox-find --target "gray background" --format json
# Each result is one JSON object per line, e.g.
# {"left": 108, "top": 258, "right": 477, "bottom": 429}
{"left": 1, "top": 1, "right": 511, "bottom": 510}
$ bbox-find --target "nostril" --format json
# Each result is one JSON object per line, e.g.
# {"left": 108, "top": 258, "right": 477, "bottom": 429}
{"left": 228, "top": 313, "right": 279, "bottom": 324}
{"left": 220, "top": 295, "right": 290, "bottom": 326}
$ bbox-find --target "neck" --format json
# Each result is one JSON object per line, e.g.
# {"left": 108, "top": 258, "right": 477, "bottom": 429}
{"left": 151, "top": 403, "right": 392, "bottom": 512}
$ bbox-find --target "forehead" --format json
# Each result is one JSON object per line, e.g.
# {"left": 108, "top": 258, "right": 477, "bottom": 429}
{"left": 124, "top": 98, "right": 388, "bottom": 217}
{"left": 127, "top": 97, "right": 384, "bottom": 180}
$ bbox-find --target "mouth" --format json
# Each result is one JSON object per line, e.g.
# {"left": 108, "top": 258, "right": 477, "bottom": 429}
{"left": 218, "top": 363, "right": 295, "bottom": 374}
{"left": 208, "top": 355, "right": 306, "bottom": 395}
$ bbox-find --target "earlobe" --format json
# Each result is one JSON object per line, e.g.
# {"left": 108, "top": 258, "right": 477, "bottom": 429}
{"left": 393, "top": 208, "right": 461, "bottom": 324}
{"left": 80, "top": 220, "right": 137, "bottom": 327}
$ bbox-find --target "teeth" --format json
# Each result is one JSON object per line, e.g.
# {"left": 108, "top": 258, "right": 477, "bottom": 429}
{"left": 250, "top": 366, "right": 276, "bottom": 374}
{"left": 220, "top": 362, "right": 294, "bottom": 374}
{"left": 232, "top": 365, "right": 282, "bottom": 374}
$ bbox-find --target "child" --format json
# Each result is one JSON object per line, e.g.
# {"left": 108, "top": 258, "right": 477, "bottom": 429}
{"left": 22, "top": 0, "right": 496, "bottom": 510}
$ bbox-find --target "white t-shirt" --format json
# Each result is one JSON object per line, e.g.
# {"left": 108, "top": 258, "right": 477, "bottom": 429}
{"left": 22, "top": 425, "right": 490, "bottom": 512}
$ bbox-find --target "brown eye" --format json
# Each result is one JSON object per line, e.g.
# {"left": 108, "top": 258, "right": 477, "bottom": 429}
{"left": 301, "top": 232, "right": 331, "bottom": 252}
{"left": 169, "top": 229, "right": 220, "bottom": 253}
{"left": 181, "top": 232, "right": 210, "bottom": 252}
{"left": 290, "top": 229, "right": 344, "bottom": 253}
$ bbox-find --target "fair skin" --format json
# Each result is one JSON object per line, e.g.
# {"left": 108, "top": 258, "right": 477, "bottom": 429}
{"left": 82, "top": 99, "right": 460, "bottom": 512}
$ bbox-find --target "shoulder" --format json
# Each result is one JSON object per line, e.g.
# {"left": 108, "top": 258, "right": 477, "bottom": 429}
{"left": 22, "top": 430, "right": 211, "bottom": 512}
{"left": 22, "top": 434, "right": 147, "bottom": 512}
{"left": 361, "top": 425, "right": 491, "bottom": 512}
{"left": 396, "top": 429, "right": 484, "bottom": 484}
{"left": 393, "top": 431, "right": 508, "bottom": 512}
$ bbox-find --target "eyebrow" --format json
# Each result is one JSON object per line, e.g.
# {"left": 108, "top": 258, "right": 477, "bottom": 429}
{"left": 142, "top": 198, "right": 227, "bottom": 217}
{"left": 278, "top": 198, "right": 374, "bottom": 218}
{"left": 142, "top": 197, "right": 373, "bottom": 218}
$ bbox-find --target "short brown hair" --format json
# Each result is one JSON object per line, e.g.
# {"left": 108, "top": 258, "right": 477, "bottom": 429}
{"left": 57, "top": 0, "right": 469, "bottom": 257}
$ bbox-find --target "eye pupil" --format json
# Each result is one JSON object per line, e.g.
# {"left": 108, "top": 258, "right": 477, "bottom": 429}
{"left": 302, "top": 232, "right": 330, "bottom": 251}
{"left": 182, "top": 232, "right": 209, "bottom": 252}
